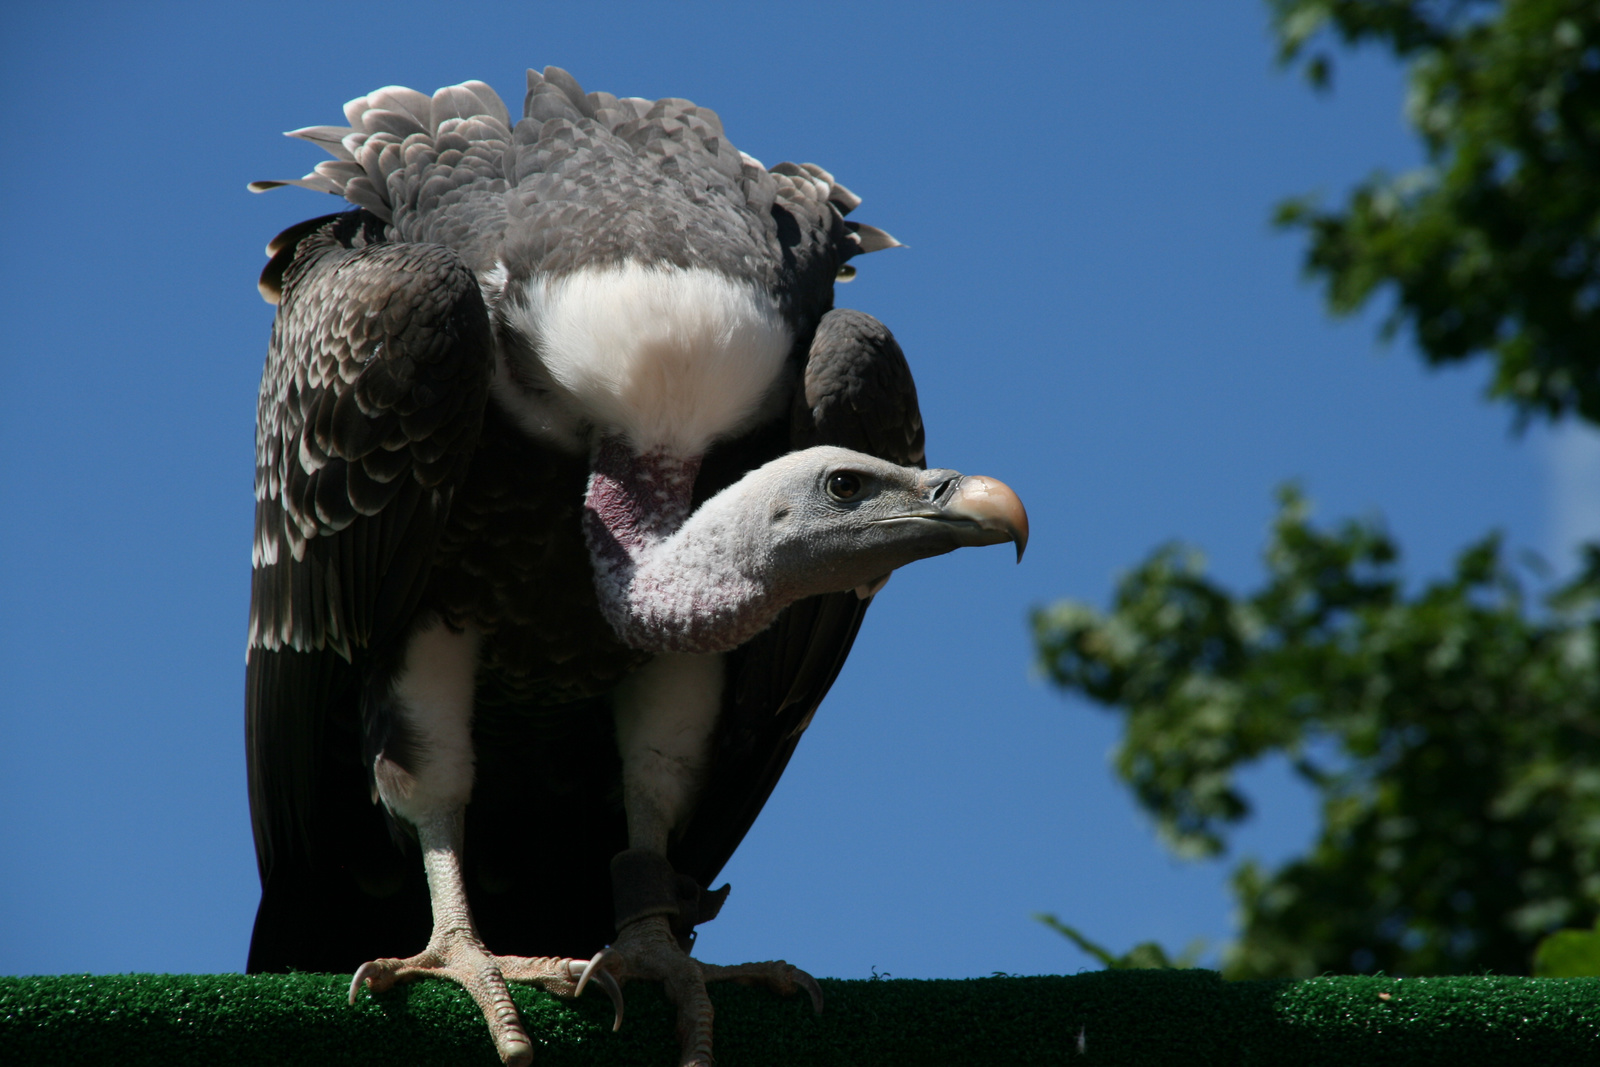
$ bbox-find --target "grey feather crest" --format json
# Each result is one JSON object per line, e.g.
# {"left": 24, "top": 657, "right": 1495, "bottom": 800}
{"left": 249, "top": 66, "right": 899, "bottom": 266}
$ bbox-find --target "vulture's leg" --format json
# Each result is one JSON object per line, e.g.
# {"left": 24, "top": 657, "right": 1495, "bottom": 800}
{"left": 350, "top": 811, "right": 620, "bottom": 1065}
{"left": 349, "top": 622, "right": 621, "bottom": 1067}
{"left": 603, "top": 654, "right": 821, "bottom": 1067}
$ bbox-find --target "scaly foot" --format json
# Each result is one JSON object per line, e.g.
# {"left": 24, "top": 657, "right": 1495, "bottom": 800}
{"left": 599, "top": 915, "right": 822, "bottom": 1067}
{"left": 350, "top": 930, "right": 624, "bottom": 1067}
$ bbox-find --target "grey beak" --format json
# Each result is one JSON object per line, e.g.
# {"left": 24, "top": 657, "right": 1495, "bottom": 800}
{"left": 929, "top": 472, "right": 1030, "bottom": 562}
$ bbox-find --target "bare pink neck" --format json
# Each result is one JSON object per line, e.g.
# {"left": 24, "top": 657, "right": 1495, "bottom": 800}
{"left": 583, "top": 437, "right": 772, "bottom": 653}
{"left": 584, "top": 437, "right": 702, "bottom": 568}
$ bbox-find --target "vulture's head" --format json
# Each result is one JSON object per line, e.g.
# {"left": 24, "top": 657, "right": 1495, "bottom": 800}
{"left": 736, "top": 447, "right": 1027, "bottom": 599}
{"left": 610, "top": 446, "right": 1027, "bottom": 652}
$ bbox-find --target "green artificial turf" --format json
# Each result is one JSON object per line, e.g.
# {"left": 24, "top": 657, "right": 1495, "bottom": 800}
{"left": 3, "top": 970, "right": 1598, "bottom": 1065}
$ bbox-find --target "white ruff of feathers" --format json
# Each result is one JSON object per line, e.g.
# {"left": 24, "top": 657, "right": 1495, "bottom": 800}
{"left": 507, "top": 262, "right": 792, "bottom": 458}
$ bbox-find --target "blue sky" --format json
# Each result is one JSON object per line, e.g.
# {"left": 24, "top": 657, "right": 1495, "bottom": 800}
{"left": 1, "top": 1, "right": 1586, "bottom": 981}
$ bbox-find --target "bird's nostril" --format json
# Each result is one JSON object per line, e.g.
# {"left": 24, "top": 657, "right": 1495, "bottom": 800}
{"left": 929, "top": 474, "right": 961, "bottom": 505}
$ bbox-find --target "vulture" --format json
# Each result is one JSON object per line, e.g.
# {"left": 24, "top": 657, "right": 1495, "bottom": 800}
{"left": 245, "top": 66, "right": 1027, "bottom": 1067}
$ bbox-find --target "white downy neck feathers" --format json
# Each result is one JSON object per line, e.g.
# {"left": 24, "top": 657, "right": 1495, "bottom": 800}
{"left": 501, "top": 262, "right": 792, "bottom": 457}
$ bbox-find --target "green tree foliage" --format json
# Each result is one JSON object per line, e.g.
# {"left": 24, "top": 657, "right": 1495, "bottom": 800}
{"left": 1036, "top": 491, "right": 1600, "bottom": 977}
{"left": 1033, "top": 914, "right": 1206, "bottom": 971}
{"left": 1036, "top": 0, "right": 1600, "bottom": 980}
{"left": 1271, "top": 0, "right": 1600, "bottom": 423}
{"left": 1534, "top": 917, "right": 1600, "bottom": 975}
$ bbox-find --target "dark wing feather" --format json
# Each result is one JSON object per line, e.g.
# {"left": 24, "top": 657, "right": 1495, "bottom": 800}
{"left": 246, "top": 212, "right": 492, "bottom": 971}
{"left": 257, "top": 70, "right": 888, "bottom": 341}
{"left": 671, "top": 310, "right": 924, "bottom": 889}
{"left": 789, "top": 310, "right": 925, "bottom": 465}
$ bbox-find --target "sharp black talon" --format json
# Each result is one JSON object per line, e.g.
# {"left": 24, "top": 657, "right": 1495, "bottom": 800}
{"left": 573, "top": 949, "right": 602, "bottom": 999}
{"left": 348, "top": 962, "right": 377, "bottom": 1005}
{"left": 575, "top": 948, "right": 626, "bottom": 1031}
{"left": 596, "top": 968, "right": 625, "bottom": 1031}
{"left": 799, "top": 972, "right": 824, "bottom": 1015}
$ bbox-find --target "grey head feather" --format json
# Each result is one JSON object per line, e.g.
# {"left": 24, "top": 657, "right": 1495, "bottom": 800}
{"left": 252, "top": 66, "right": 900, "bottom": 316}
{"left": 347, "top": 85, "right": 433, "bottom": 130}
{"left": 530, "top": 66, "right": 593, "bottom": 119}
{"left": 286, "top": 125, "right": 357, "bottom": 161}
{"left": 846, "top": 222, "right": 902, "bottom": 254}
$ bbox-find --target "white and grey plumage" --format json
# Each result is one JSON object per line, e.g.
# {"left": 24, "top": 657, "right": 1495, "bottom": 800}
{"left": 245, "top": 67, "right": 1026, "bottom": 1067}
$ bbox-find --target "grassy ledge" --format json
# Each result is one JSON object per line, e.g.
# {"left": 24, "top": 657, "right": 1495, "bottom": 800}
{"left": 3, "top": 970, "right": 1598, "bottom": 1065}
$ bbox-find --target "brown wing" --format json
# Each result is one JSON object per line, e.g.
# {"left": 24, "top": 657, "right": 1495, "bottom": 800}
{"left": 245, "top": 211, "right": 493, "bottom": 971}
{"left": 670, "top": 309, "right": 924, "bottom": 889}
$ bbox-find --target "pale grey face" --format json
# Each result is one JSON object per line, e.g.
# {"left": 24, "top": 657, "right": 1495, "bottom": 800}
{"left": 746, "top": 446, "right": 1028, "bottom": 599}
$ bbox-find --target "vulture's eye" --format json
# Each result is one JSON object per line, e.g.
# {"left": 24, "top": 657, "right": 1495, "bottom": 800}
{"left": 826, "top": 471, "right": 863, "bottom": 501}
{"left": 836, "top": 265, "right": 857, "bottom": 282}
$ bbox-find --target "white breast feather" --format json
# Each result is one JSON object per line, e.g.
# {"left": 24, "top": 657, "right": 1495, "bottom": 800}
{"left": 376, "top": 621, "right": 482, "bottom": 822}
{"left": 612, "top": 652, "right": 726, "bottom": 850}
{"left": 506, "top": 263, "right": 792, "bottom": 457}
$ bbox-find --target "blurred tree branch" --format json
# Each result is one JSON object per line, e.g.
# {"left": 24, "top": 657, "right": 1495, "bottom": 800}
{"left": 1036, "top": 491, "right": 1600, "bottom": 977}
{"left": 1271, "top": 0, "right": 1600, "bottom": 424}
{"left": 1038, "top": 2, "right": 1600, "bottom": 976}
